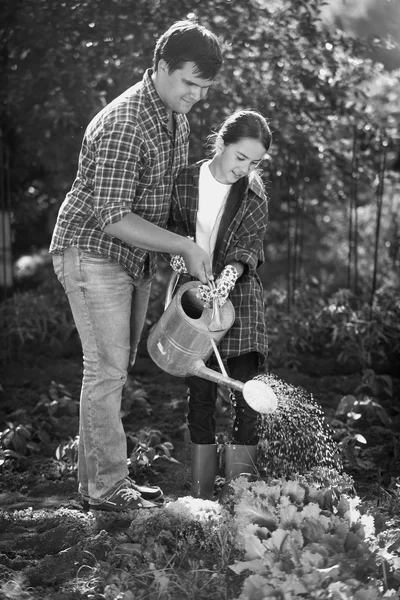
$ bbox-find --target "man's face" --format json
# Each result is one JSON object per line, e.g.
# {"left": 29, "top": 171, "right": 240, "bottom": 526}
{"left": 155, "top": 61, "right": 214, "bottom": 114}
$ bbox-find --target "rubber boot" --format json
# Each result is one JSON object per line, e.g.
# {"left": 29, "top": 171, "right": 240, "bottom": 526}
{"left": 191, "top": 443, "right": 217, "bottom": 500}
{"left": 219, "top": 444, "right": 258, "bottom": 502}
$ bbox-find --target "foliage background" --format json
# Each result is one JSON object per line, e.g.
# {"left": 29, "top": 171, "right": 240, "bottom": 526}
{"left": 1, "top": 0, "right": 400, "bottom": 298}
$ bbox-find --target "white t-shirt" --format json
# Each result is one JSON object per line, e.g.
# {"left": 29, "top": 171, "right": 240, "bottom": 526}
{"left": 196, "top": 161, "right": 231, "bottom": 260}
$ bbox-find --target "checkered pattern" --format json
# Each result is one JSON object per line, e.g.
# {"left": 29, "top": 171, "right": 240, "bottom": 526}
{"left": 50, "top": 69, "right": 190, "bottom": 279}
{"left": 168, "top": 160, "right": 269, "bottom": 366}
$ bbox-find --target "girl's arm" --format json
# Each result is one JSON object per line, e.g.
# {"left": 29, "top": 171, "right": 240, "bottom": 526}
{"left": 224, "top": 191, "right": 268, "bottom": 275}
{"left": 226, "top": 260, "right": 244, "bottom": 279}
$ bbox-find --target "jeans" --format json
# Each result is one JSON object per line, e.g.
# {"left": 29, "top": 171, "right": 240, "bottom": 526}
{"left": 186, "top": 352, "right": 260, "bottom": 446}
{"left": 52, "top": 246, "right": 151, "bottom": 499}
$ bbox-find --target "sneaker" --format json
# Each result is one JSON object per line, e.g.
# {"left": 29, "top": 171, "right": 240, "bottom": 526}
{"left": 88, "top": 480, "right": 158, "bottom": 512}
{"left": 126, "top": 477, "right": 163, "bottom": 502}
{"left": 81, "top": 477, "right": 163, "bottom": 511}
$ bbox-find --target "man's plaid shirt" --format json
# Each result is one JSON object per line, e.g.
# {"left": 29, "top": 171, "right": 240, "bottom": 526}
{"left": 50, "top": 69, "right": 190, "bottom": 279}
{"left": 169, "top": 160, "right": 269, "bottom": 366}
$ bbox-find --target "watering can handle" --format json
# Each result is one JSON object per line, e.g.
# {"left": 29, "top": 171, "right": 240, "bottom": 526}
{"left": 208, "top": 281, "right": 224, "bottom": 331}
{"left": 164, "top": 270, "right": 180, "bottom": 310}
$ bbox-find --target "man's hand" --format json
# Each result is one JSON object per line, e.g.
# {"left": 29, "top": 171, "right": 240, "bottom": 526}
{"left": 181, "top": 240, "right": 213, "bottom": 285}
{"left": 103, "top": 213, "right": 213, "bottom": 283}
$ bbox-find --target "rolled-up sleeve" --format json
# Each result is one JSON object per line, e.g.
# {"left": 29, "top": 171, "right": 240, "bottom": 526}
{"left": 225, "top": 194, "right": 268, "bottom": 273}
{"left": 93, "top": 121, "right": 143, "bottom": 229}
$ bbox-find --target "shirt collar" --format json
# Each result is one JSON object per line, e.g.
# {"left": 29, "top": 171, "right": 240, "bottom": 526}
{"left": 142, "top": 68, "right": 176, "bottom": 127}
{"left": 248, "top": 172, "right": 267, "bottom": 201}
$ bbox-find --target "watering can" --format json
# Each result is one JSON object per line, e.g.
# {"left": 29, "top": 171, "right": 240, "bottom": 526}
{"left": 146, "top": 273, "right": 278, "bottom": 414}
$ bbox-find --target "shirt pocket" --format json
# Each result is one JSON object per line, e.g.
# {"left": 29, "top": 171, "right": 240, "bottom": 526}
{"left": 137, "top": 141, "right": 172, "bottom": 191}
{"left": 171, "top": 137, "right": 189, "bottom": 179}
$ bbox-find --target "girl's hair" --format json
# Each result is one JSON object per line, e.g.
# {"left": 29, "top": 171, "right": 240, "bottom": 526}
{"left": 210, "top": 110, "right": 272, "bottom": 271}
{"left": 208, "top": 109, "right": 272, "bottom": 155}
{"left": 153, "top": 20, "right": 222, "bottom": 81}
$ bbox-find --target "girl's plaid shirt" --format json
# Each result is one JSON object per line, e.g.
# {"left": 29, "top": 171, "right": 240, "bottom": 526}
{"left": 169, "top": 160, "right": 269, "bottom": 366}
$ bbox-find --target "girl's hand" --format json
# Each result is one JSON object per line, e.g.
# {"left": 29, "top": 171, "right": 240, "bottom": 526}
{"left": 181, "top": 241, "right": 213, "bottom": 285}
{"left": 196, "top": 265, "right": 239, "bottom": 307}
{"left": 170, "top": 254, "right": 188, "bottom": 274}
{"left": 196, "top": 283, "right": 218, "bottom": 308}
{"left": 214, "top": 265, "right": 239, "bottom": 306}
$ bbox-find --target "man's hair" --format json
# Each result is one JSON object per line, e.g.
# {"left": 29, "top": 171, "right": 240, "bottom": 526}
{"left": 153, "top": 20, "right": 222, "bottom": 81}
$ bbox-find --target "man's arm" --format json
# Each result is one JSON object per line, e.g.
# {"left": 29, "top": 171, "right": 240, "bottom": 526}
{"left": 92, "top": 121, "right": 212, "bottom": 283}
{"left": 104, "top": 213, "right": 213, "bottom": 284}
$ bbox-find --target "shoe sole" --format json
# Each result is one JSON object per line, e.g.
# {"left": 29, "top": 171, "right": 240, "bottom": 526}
{"left": 89, "top": 497, "right": 159, "bottom": 511}
{"left": 81, "top": 491, "right": 164, "bottom": 512}
{"left": 82, "top": 494, "right": 163, "bottom": 512}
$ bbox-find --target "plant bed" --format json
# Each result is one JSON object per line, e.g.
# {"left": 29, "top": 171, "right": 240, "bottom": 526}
{"left": 1, "top": 342, "right": 400, "bottom": 599}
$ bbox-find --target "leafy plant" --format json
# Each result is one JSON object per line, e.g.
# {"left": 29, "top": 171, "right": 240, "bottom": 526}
{"left": 54, "top": 427, "right": 179, "bottom": 480}
{"left": 265, "top": 284, "right": 400, "bottom": 373}
{"left": 90, "top": 472, "right": 400, "bottom": 600}
{"left": 32, "top": 380, "right": 79, "bottom": 419}
{"left": 127, "top": 428, "right": 180, "bottom": 476}
{"left": 0, "top": 380, "right": 79, "bottom": 468}
{"left": 228, "top": 475, "right": 397, "bottom": 598}
{"left": 55, "top": 435, "right": 79, "bottom": 475}
{"left": 0, "top": 280, "right": 76, "bottom": 361}
{"left": 0, "top": 422, "right": 40, "bottom": 464}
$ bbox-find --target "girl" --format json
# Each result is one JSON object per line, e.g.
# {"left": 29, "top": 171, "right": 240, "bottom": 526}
{"left": 168, "top": 109, "right": 272, "bottom": 499}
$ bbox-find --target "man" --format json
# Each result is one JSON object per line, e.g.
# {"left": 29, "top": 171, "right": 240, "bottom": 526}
{"left": 50, "top": 20, "right": 222, "bottom": 511}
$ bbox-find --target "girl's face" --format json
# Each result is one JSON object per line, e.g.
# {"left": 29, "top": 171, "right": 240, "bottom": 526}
{"left": 212, "top": 137, "right": 267, "bottom": 184}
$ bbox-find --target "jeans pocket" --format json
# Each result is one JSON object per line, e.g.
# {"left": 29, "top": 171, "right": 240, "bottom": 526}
{"left": 52, "top": 254, "right": 65, "bottom": 290}
{"left": 78, "top": 249, "right": 111, "bottom": 264}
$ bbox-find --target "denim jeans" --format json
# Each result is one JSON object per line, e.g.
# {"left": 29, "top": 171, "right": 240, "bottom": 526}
{"left": 186, "top": 352, "right": 260, "bottom": 446}
{"left": 52, "top": 246, "right": 151, "bottom": 500}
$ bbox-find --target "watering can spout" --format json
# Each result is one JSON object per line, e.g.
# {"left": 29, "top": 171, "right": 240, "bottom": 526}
{"left": 190, "top": 360, "right": 278, "bottom": 415}
{"left": 190, "top": 359, "right": 244, "bottom": 393}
